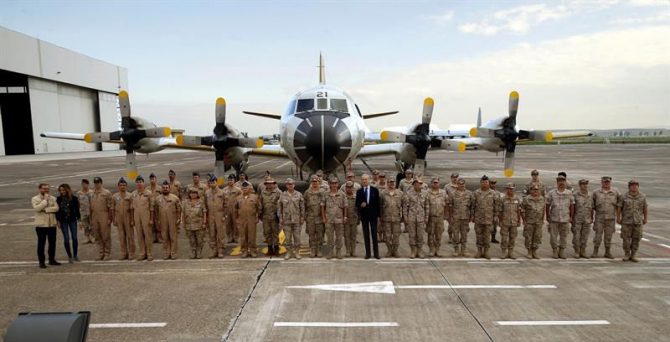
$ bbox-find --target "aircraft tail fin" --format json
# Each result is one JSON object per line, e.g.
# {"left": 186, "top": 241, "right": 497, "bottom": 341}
{"left": 477, "top": 107, "right": 482, "bottom": 128}
{"left": 319, "top": 52, "right": 326, "bottom": 85}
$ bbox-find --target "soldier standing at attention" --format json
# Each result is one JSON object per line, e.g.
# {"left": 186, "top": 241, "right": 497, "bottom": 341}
{"left": 132, "top": 176, "right": 155, "bottom": 261}
{"left": 323, "top": 177, "right": 347, "bottom": 259}
{"left": 490, "top": 179, "right": 501, "bottom": 244}
{"left": 399, "top": 169, "right": 415, "bottom": 193}
{"left": 188, "top": 172, "right": 208, "bottom": 203}
{"left": 235, "top": 181, "right": 260, "bottom": 258}
{"left": 448, "top": 178, "right": 473, "bottom": 257}
{"left": 498, "top": 183, "right": 522, "bottom": 259}
{"left": 259, "top": 177, "right": 281, "bottom": 255}
{"left": 304, "top": 175, "right": 326, "bottom": 257}
{"left": 473, "top": 175, "right": 499, "bottom": 259}
{"left": 521, "top": 185, "right": 545, "bottom": 259}
{"left": 403, "top": 179, "right": 429, "bottom": 258}
{"left": 375, "top": 173, "right": 388, "bottom": 244}
{"left": 205, "top": 176, "right": 226, "bottom": 258}
{"left": 91, "top": 177, "right": 113, "bottom": 261}
{"left": 279, "top": 178, "right": 304, "bottom": 260}
{"left": 525, "top": 169, "right": 547, "bottom": 197}
{"left": 618, "top": 180, "right": 648, "bottom": 262}
{"left": 182, "top": 189, "right": 207, "bottom": 259}
{"left": 380, "top": 177, "right": 403, "bottom": 257}
{"left": 314, "top": 170, "right": 330, "bottom": 192}
{"left": 155, "top": 180, "right": 181, "bottom": 260}
{"left": 148, "top": 173, "right": 162, "bottom": 243}
{"left": 344, "top": 181, "right": 360, "bottom": 257}
{"left": 235, "top": 172, "right": 255, "bottom": 193}
{"left": 340, "top": 172, "right": 361, "bottom": 192}
{"left": 223, "top": 174, "right": 242, "bottom": 243}
{"left": 168, "top": 169, "right": 182, "bottom": 198}
{"left": 426, "top": 177, "right": 449, "bottom": 257}
{"left": 546, "top": 175, "right": 574, "bottom": 259}
{"left": 76, "top": 179, "right": 94, "bottom": 244}
{"left": 370, "top": 170, "right": 381, "bottom": 187}
{"left": 591, "top": 176, "right": 620, "bottom": 259}
{"left": 572, "top": 179, "right": 593, "bottom": 258}
{"left": 444, "top": 172, "right": 459, "bottom": 244}
{"left": 112, "top": 178, "right": 135, "bottom": 260}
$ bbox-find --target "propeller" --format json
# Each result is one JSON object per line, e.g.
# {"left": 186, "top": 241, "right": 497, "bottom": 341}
{"left": 491, "top": 91, "right": 520, "bottom": 178}
{"left": 84, "top": 90, "right": 171, "bottom": 181}
{"left": 176, "top": 97, "right": 263, "bottom": 186}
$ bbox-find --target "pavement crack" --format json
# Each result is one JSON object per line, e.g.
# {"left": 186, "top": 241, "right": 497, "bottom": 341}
{"left": 221, "top": 258, "right": 271, "bottom": 342}
{"left": 429, "top": 259, "right": 495, "bottom": 342}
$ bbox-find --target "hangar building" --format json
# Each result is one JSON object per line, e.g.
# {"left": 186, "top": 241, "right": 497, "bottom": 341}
{"left": 0, "top": 25, "right": 127, "bottom": 156}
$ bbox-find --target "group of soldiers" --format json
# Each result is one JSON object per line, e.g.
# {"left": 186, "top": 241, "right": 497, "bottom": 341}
{"left": 71, "top": 167, "right": 648, "bottom": 262}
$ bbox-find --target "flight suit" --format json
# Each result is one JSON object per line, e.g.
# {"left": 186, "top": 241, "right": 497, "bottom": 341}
{"left": 344, "top": 192, "right": 360, "bottom": 257}
{"left": 521, "top": 195, "right": 545, "bottom": 258}
{"left": 426, "top": 189, "right": 449, "bottom": 257}
{"left": 113, "top": 191, "right": 135, "bottom": 260}
{"left": 279, "top": 190, "right": 304, "bottom": 258}
{"left": 223, "top": 185, "right": 242, "bottom": 243}
{"left": 132, "top": 189, "right": 154, "bottom": 260}
{"left": 91, "top": 188, "right": 113, "bottom": 260}
{"left": 499, "top": 194, "right": 522, "bottom": 259}
{"left": 473, "top": 189, "right": 499, "bottom": 258}
{"left": 156, "top": 193, "right": 181, "bottom": 259}
{"left": 546, "top": 189, "right": 574, "bottom": 258}
{"left": 592, "top": 189, "right": 620, "bottom": 258}
{"left": 324, "top": 190, "right": 347, "bottom": 259}
{"left": 259, "top": 188, "right": 282, "bottom": 251}
{"left": 235, "top": 192, "right": 260, "bottom": 257}
{"left": 572, "top": 191, "right": 593, "bottom": 257}
{"left": 183, "top": 199, "right": 207, "bottom": 258}
{"left": 77, "top": 189, "right": 94, "bottom": 243}
{"left": 206, "top": 187, "right": 226, "bottom": 257}
{"left": 303, "top": 189, "right": 325, "bottom": 257}
{"left": 169, "top": 180, "right": 182, "bottom": 198}
{"left": 403, "top": 188, "right": 429, "bottom": 258}
{"left": 444, "top": 183, "right": 459, "bottom": 243}
{"left": 448, "top": 189, "right": 474, "bottom": 256}
{"left": 148, "top": 184, "right": 162, "bottom": 242}
{"left": 380, "top": 188, "right": 403, "bottom": 257}
{"left": 619, "top": 191, "right": 647, "bottom": 261}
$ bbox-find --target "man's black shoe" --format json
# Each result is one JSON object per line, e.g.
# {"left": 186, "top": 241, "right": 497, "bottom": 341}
{"left": 39, "top": 263, "right": 47, "bottom": 269}
{"left": 48, "top": 261, "right": 62, "bottom": 266}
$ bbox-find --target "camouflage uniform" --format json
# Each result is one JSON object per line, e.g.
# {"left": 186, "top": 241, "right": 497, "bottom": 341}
{"left": 340, "top": 181, "right": 361, "bottom": 193}
{"left": 499, "top": 192, "right": 522, "bottom": 259}
{"left": 521, "top": 195, "right": 545, "bottom": 258}
{"left": 473, "top": 189, "right": 499, "bottom": 258}
{"left": 426, "top": 188, "right": 448, "bottom": 257}
{"left": 592, "top": 188, "right": 621, "bottom": 258}
{"left": 619, "top": 190, "right": 647, "bottom": 261}
{"left": 279, "top": 188, "right": 304, "bottom": 259}
{"left": 525, "top": 180, "right": 547, "bottom": 197}
{"left": 76, "top": 189, "right": 94, "bottom": 243}
{"left": 205, "top": 186, "right": 226, "bottom": 257}
{"left": 444, "top": 182, "right": 459, "bottom": 243}
{"left": 303, "top": 188, "right": 325, "bottom": 257}
{"left": 448, "top": 188, "right": 474, "bottom": 257}
{"left": 182, "top": 198, "right": 207, "bottom": 259}
{"left": 380, "top": 187, "right": 403, "bottom": 257}
{"left": 324, "top": 190, "right": 347, "bottom": 259}
{"left": 112, "top": 191, "right": 135, "bottom": 260}
{"left": 187, "top": 183, "right": 208, "bottom": 205}
{"left": 344, "top": 190, "right": 360, "bottom": 257}
{"left": 572, "top": 190, "right": 593, "bottom": 258}
{"left": 259, "top": 186, "right": 282, "bottom": 250}
{"left": 546, "top": 188, "right": 574, "bottom": 258}
{"left": 403, "top": 187, "right": 429, "bottom": 258}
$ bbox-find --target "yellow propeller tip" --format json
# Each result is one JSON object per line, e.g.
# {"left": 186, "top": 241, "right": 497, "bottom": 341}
{"left": 504, "top": 169, "right": 514, "bottom": 178}
{"left": 176, "top": 135, "right": 184, "bottom": 145}
{"left": 84, "top": 133, "right": 93, "bottom": 143}
{"left": 380, "top": 131, "right": 389, "bottom": 141}
{"left": 469, "top": 127, "right": 478, "bottom": 138}
{"left": 128, "top": 170, "right": 138, "bottom": 180}
{"left": 216, "top": 97, "right": 226, "bottom": 105}
{"left": 119, "top": 90, "right": 129, "bottom": 98}
{"left": 458, "top": 142, "right": 466, "bottom": 152}
{"left": 510, "top": 91, "right": 519, "bottom": 99}
{"left": 216, "top": 178, "right": 225, "bottom": 187}
{"left": 256, "top": 138, "right": 264, "bottom": 148}
{"left": 424, "top": 97, "right": 434, "bottom": 106}
{"left": 163, "top": 127, "right": 172, "bottom": 137}
{"left": 545, "top": 131, "right": 554, "bottom": 142}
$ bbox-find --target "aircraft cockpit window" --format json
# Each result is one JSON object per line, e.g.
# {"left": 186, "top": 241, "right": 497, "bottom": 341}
{"left": 317, "top": 98, "right": 328, "bottom": 110}
{"left": 296, "top": 99, "right": 314, "bottom": 112}
{"left": 330, "top": 99, "right": 348, "bottom": 113}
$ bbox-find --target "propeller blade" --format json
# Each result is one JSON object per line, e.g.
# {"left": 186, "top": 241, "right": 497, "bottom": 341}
{"left": 143, "top": 127, "right": 172, "bottom": 138}
{"left": 126, "top": 151, "right": 139, "bottom": 181}
{"left": 214, "top": 160, "right": 226, "bottom": 187}
{"left": 119, "top": 90, "right": 131, "bottom": 118}
{"left": 380, "top": 131, "right": 407, "bottom": 143}
{"left": 422, "top": 97, "right": 434, "bottom": 125}
{"left": 440, "top": 140, "right": 466, "bottom": 152}
{"left": 508, "top": 91, "right": 519, "bottom": 121}
{"left": 84, "top": 132, "right": 116, "bottom": 143}
{"left": 215, "top": 97, "right": 226, "bottom": 124}
{"left": 414, "top": 159, "right": 426, "bottom": 179}
{"left": 519, "top": 130, "right": 553, "bottom": 142}
{"left": 237, "top": 137, "right": 264, "bottom": 148}
{"left": 503, "top": 151, "right": 515, "bottom": 178}
{"left": 176, "top": 135, "right": 205, "bottom": 146}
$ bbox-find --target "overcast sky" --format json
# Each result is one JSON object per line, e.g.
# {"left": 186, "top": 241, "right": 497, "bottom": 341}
{"left": 1, "top": 0, "right": 669, "bottom": 136}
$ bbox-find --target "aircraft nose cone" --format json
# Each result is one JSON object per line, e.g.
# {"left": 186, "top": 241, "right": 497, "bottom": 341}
{"left": 293, "top": 112, "right": 352, "bottom": 172}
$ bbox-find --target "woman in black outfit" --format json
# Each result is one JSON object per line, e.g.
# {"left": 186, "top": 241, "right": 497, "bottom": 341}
{"left": 56, "top": 184, "right": 81, "bottom": 263}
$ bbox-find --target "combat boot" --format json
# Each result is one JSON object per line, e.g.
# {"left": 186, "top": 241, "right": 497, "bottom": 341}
{"left": 475, "top": 247, "right": 482, "bottom": 258}
{"left": 580, "top": 247, "right": 589, "bottom": 259}
{"left": 386, "top": 245, "right": 393, "bottom": 257}
{"left": 336, "top": 248, "right": 343, "bottom": 260}
{"left": 416, "top": 247, "right": 424, "bottom": 259}
{"left": 429, "top": 246, "right": 435, "bottom": 256}
{"left": 591, "top": 246, "right": 599, "bottom": 258}
{"left": 508, "top": 248, "right": 516, "bottom": 259}
{"left": 197, "top": 247, "right": 204, "bottom": 259}
{"left": 552, "top": 248, "right": 559, "bottom": 259}
{"left": 190, "top": 250, "right": 197, "bottom": 259}
{"left": 460, "top": 245, "right": 468, "bottom": 257}
{"left": 394, "top": 245, "right": 400, "bottom": 258}
{"left": 284, "top": 249, "right": 292, "bottom": 260}
{"left": 558, "top": 248, "right": 566, "bottom": 259}
{"left": 483, "top": 247, "right": 490, "bottom": 260}
{"left": 434, "top": 247, "right": 442, "bottom": 258}
{"left": 453, "top": 246, "right": 460, "bottom": 257}
{"left": 501, "top": 248, "right": 508, "bottom": 259}
{"left": 316, "top": 247, "right": 323, "bottom": 258}
{"left": 210, "top": 249, "right": 218, "bottom": 259}
{"left": 532, "top": 248, "right": 540, "bottom": 259}
{"left": 326, "top": 248, "right": 332, "bottom": 260}
{"left": 410, "top": 247, "right": 416, "bottom": 259}
{"left": 527, "top": 249, "right": 533, "bottom": 259}
{"left": 295, "top": 248, "right": 302, "bottom": 260}
{"left": 310, "top": 247, "right": 317, "bottom": 258}
{"left": 623, "top": 250, "right": 630, "bottom": 261}
{"left": 574, "top": 248, "right": 580, "bottom": 258}
{"left": 604, "top": 247, "right": 613, "bottom": 259}
{"left": 629, "top": 250, "right": 638, "bottom": 262}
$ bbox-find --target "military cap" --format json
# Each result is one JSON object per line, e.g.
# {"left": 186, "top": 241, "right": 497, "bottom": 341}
{"left": 188, "top": 188, "right": 199, "bottom": 194}
{"left": 579, "top": 179, "right": 589, "bottom": 184}
{"left": 328, "top": 177, "right": 339, "bottom": 184}
{"left": 285, "top": 178, "right": 295, "bottom": 184}
{"left": 405, "top": 168, "right": 414, "bottom": 174}
{"left": 450, "top": 172, "right": 459, "bottom": 178}
{"left": 264, "top": 177, "right": 277, "bottom": 184}
{"left": 506, "top": 182, "right": 515, "bottom": 189}
{"left": 372, "top": 169, "right": 380, "bottom": 175}
{"left": 227, "top": 174, "right": 236, "bottom": 180}
{"left": 601, "top": 176, "right": 612, "bottom": 181}
{"left": 315, "top": 170, "right": 324, "bottom": 176}
{"left": 490, "top": 179, "right": 498, "bottom": 185}
{"left": 310, "top": 175, "right": 320, "bottom": 182}
{"left": 208, "top": 176, "right": 217, "bottom": 182}
{"left": 168, "top": 169, "right": 176, "bottom": 175}
{"left": 135, "top": 175, "right": 144, "bottom": 182}
{"left": 118, "top": 177, "right": 127, "bottom": 185}
{"left": 149, "top": 172, "right": 156, "bottom": 178}
{"left": 387, "top": 178, "right": 396, "bottom": 183}
{"left": 457, "top": 178, "right": 466, "bottom": 185}
{"left": 628, "top": 179, "right": 639, "bottom": 185}
{"left": 346, "top": 171, "right": 355, "bottom": 177}
{"left": 481, "top": 175, "right": 489, "bottom": 181}
{"left": 241, "top": 181, "right": 251, "bottom": 187}
{"left": 192, "top": 172, "right": 200, "bottom": 176}
{"left": 431, "top": 176, "right": 440, "bottom": 183}
{"left": 412, "top": 178, "right": 422, "bottom": 184}
{"left": 558, "top": 171, "right": 567, "bottom": 178}
{"left": 162, "top": 180, "right": 170, "bottom": 186}
{"left": 93, "top": 177, "right": 103, "bottom": 183}
{"left": 556, "top": 175, "right": 566, "bottom": 180}
{"left": 345, "top": 180, "right": 354, "bottom": 187}
{"left": 531, "top": 169, "right": 539, "bottom": 175}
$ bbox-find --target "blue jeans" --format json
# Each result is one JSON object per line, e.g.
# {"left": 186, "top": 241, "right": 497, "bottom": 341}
{"left": 59, "top": 219, "right": 78, "bottom": 258}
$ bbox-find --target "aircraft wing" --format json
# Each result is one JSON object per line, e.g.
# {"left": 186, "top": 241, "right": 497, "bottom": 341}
{"left": 248, "top": 144, "right": 289, "bottom": 158}
{"left": 357, "top": 143, "right": 404, "bottom": 158}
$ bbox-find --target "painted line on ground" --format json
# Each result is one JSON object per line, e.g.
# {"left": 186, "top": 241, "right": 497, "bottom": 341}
{"left": 395, "top": 285, "right": 556, "bottom": 289}
{"left": 659, "top": 244, "right": 670, "bottom": 249}
{"left": 644, "top": 232, "right": 670, "bottom": 243}
{"left": 641, "top": 238, "right": 650, "bottom": 242}
{"left": 627, "top": 282, "right": 670, "bottom": 289}
{"left": 89, "top": 323, "right": 167, "bottom": 328}
{"left": 275, "top": 161, "right": 293, "bottom": 170}
{"left": 468, "top": 261, "right": 520, "bottom": 264}
{"left": 496, "top": 320, "right": 610, "bottom": 326}
{"left": 376, "top": 261, "right": 428, "bottom": 264}
{"left": 273, "top": 322, "right": 399, "bottom": 328}
{"left": 559, "top": 260, "right": 610, "bottom": 264}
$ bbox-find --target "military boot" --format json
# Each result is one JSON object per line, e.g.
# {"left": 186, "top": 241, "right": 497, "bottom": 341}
{"left": 453, "top": 246, "right": 460, "bottom": 257}
{"left": 501, "top": 248, "right": 508, "bottom": 259}
{"left": 580, "top": 247, "right": 589, "bottom": 259}
{"left": 434, "top": 246, "right": 442, "bottom": 258}
{"left": 574, "top": 248, "right": 580, "bottom": 259}
{"left": 460, "top": 244, "right": 468, "bottom": 257}
{"left": 316, "top": 247, "right": 323, "bottom": 258}
{"left": 475, "top": 247, "right": 482, "bottom": 258}
{"left": 336, "top": 248, "right": 343, "bottom": 259}
{"left": 527, "top": 249, "right": 533, "bottom": 259}
{"left": 604, "top": 247, "right": 613, "bottom": 259}
{"left": 429, "top": 245, "right": 435, "bottom": 256}
{"left": 284, "top": 249, "right": 292, "bottom": 260}
{"left": 326, "top": 247, "right": 332, "bottom": 260}
{"left": 394, "top": 245, "right": 401, "bottom": 258}
{"left": 410, "top": 247, "right": 416, "bottom": 259}
{"left": 552, "top": 248, "right": 559, "bottom": 259}
{"left": 623, "top": 250, "right": 630, "bottom": 261}
{"left": 416, "top": 247, "right": 424, "bottom": 259}
{"left": 532, "top": 248, "right": 540, "bottom": 259}
{"left": 295, "top": 248, "right": 302, "bottom": 259}
{"left": 210, "top": 249, "right": 218, "bottom": 259}
{"left": 190, "top": 250, "right": 197, "bottom": 259}
{"left": 447, "top": 232, "right": 453, "bottom": 244}
{"left": 386, "top": 244, "right": 393, "bottom": 257}
{"left": 508, "top": 248, "right": 516, "bottom": 259}
{"left": 591, "top": 246, "right": 599, "bottom": 258}
{"left": 558, "top": 248, "right": 566, "bottom": 259}
{"left": 629, "top": 250, "right": 638, "bottom": 262}
{"left": 483, "top": 247, "right": 490, "bottom": 260}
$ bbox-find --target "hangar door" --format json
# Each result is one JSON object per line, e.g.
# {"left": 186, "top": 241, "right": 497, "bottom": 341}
{"left": 0, "top": 69, "right": 35, "bottom": 155}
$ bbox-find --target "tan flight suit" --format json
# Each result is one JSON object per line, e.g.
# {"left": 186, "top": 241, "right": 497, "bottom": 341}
{"left": 324, "top": 190, "right": 347, "bottom": 259}
{"left": 113, "top": 191, "right": 135, "bottom": 260}
{"left": 403, "top": 187, "right": 429, "bottom": 258}
{"left": 448, "top": 189, "right": 474, "bottom": 256}
{"left": 546, "top": 189, "right": 574, "bottom": 258}
{"left": 77, "top": 189, "right": 94, "bottom": 243}
{"left": 91, "top": 188, "right": 113, "bottom": 259}
{"left": 592, "top": 188, "right": 620, "bottom": 257}
{"left": 380, "top": 188, "right": 403, "bottom": 257}
{"left": 183, "top": 199, "right": 207, "bottom": 258}
{"left": 499, "top": 194, "right": 522, "bottom": 259}
{"left": 572, "top": 191, "right": 593, "bottom": 257}
{"left": 619, "top": 191, "right": 647, "bottom": 260}
{"left": 444, "top": 183, "right": 459, "bottom": 243}
{"left": 223, "top": 185, "right": 242, "bottom": 243}
{"left": 132, "top": 189, "right": 154, "bottom": 260}
{"left": 148, "top": 184, "right": 162, "bottom": 242}
{"left": 156, "top": 193, "right": 181, "bottom": 259}
{"left": 426, "top": 189, "right": 448, "bottom": 257}
{"left": 235, "top": 192, "right": 260, "bottom": 257}
{"left": 206, "top": 187, "right": 226, "bottom": 257}
{"left": 303, "top": 188, "right": 325, "bottom": 257}
{"left": 259, "top": 188, "right": 282, "bottom": 248}
{"left": 279, "top": 190, "right": 304, "bottom": 258}
{"left": 521, "top": 195, "right": 545, "bottom": 257}
{"left": 344, "top": 192, "right": 360, "bottom": 257}
{"left": 525, "top": 180, "right": 547, "bottom": 197}
{"left": 169, "top": 180, "right": 182, "bottom": 198}
{"left": 473, "top": 189, "right": 499, "bottom": 258}
{"left": 235, "top": 180, "right": 256, "bottom": 193}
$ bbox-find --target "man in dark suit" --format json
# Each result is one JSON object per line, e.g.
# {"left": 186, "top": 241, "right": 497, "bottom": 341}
{"left": 356, "top": 174, "right": 381, "bottom": 259}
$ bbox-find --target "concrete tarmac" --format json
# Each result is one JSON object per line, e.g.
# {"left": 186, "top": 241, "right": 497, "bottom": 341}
{"left": 0, "top": 144, "right": 668, "bottom": 341}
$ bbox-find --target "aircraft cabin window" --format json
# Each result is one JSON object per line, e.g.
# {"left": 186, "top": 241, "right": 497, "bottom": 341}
{"left": 296, "top": 99, "right": 314, "bottom": 112}
{"left": 317, "top": 98, "right": 328, "bottom": 110}
{"left": 330, "top": 98, "right": 348, "bottom": 113}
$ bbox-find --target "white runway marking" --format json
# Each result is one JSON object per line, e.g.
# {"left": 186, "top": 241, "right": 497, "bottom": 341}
{"left": 375, "top": 261, "right": 428, "bottom": 264}
{"left": 468, "top": 261, "right": 520, "bottom": 264}
{"left": 659, "top": 244, "right": 670, "bottom": 249}
{"left": 274, "top": 322, "right": 399, "bottom": 328}
{"left": 641, "top": 238, "right": 650, "bottom": 242}
{"left": 644, "top": 232, "right": 670, "bottom": 242}
{"left": 89, "top": 323, "right": 167, "bottom": 328}
{"left": 287, "top": 281, "right": 396, "bottom": 294}
{"left": 275, "top": 161, "right": 293, "bottom": 170}
{"left": 496, "top": 320, "right": 610, "bottom": 326}
{"left": 559, "top": 260, "right": 610, "bottom": 264}
{"left": 395, "top": 285, "right": 556, "bottom": 289}
{"left": 0, "top": 271, "right": 26, "bottom": 276}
